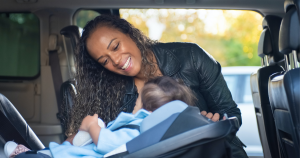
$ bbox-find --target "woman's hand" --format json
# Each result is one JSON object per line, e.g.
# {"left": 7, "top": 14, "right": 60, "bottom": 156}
{"left": 79, "top": 114, "right": 99, "bottom": 132}
{"left": 201, "top": 111, "right": 225, "bottom": 122}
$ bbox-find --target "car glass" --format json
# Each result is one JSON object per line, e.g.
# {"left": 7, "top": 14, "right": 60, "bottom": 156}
{"left": 223, "top": 75, "right": 237, "bottom": 102}
{"left": 119, "top": 9, "right": 263, "bottom": 68}
{"left": 0, "top": 13, "right": 40, "bottom": 78}
{"left": 75, "top": 10, "right": 100, "bottom": 28}
{"left": 75, "top": 10, "right": 100, "bottom": 35}
{"left": 243, "top": 75, "right": 253, "bottom": 103}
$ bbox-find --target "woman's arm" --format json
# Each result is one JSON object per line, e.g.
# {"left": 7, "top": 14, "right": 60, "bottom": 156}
{"left": 190, "top": 44, "right": 242, "bottom": 126}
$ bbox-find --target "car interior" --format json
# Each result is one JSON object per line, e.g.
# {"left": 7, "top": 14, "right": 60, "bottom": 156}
{"left": 0, "top": 0, "right": 300, "bottom": 158}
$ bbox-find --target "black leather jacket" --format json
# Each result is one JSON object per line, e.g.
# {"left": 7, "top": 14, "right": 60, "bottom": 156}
{"left": 120, "top": 42, "right": 248, "bottom": 157}
{"left": 122, "top": 42, "right": 241, "bottom": 124}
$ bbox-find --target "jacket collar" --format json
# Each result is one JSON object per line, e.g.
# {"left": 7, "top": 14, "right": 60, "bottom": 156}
{"left": 151, "top": 43, "right": 181, "bottom": 77}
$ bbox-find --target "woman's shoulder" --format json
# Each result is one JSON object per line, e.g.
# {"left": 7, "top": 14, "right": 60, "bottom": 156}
{"left": 153, "top": 42, "right": 201, "bottom": 51}
{"left": 153, "top": 42, "right": 207, "bottom": 60}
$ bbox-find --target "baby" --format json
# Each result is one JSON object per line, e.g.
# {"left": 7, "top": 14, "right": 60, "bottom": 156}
{"left": 4, "top": 76, "right": 196, "bottom": 158}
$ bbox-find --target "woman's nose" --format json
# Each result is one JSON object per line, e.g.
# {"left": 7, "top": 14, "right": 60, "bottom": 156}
{"left": 110, "top": 53, "right": 121, "bottom": 66}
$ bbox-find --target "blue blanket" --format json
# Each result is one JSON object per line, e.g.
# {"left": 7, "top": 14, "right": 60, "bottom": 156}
{"left": 49, "top": 109, "right": 150, "bottom": 158}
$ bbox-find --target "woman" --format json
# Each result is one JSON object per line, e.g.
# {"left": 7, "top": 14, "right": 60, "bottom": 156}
{"left": 66, "top": 14, "right": 247, "bottom": 157}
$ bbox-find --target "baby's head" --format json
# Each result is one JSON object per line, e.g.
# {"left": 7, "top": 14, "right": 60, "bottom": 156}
{"left": 141, "top": 76, "right": 196, "bottom": 112}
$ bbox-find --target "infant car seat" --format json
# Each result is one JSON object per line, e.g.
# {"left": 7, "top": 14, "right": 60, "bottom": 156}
{"left": 104, "top": 100, "right": 239, "bottom": 158}
{"left": 0, "top": 93, "right": 45, "bottom": 150}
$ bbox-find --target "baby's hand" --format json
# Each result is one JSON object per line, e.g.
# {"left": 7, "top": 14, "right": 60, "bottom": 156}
{"left": 79, "top": 114, "right": 99, "bottom": 132}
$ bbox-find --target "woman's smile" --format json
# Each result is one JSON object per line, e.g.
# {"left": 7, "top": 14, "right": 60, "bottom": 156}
{"left": 121, "top": 57, "right": 132, "bottom": 71}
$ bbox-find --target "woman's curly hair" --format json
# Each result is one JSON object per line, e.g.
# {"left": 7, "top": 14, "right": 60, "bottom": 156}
{"left": 65, "top": 14, "right": 157, "bottom": 135}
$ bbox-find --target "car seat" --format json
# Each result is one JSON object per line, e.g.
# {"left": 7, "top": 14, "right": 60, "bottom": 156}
{"left": 104, "top": 100, "right": 239, "bottom": 158}
{"left": 0, "top": 93, "right": 45, "bottom": 150}
{"left": 268, "top": 1, "right": 300, "bottom": 157}
{"left": 1, "top": 98, "right": 239, "bottom": 158}
{"left": 57, "top": 25, "right": 79, "bottom": 138}
{"left": 250, "top": 15, "right": 283, "bottom": 158}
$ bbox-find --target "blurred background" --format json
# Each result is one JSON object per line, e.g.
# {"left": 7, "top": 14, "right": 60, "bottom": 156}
{"left": 76, "top": 9, "right": 263, "bottom": 67}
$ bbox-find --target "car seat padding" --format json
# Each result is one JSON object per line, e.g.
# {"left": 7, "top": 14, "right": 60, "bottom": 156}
{"left": 161, "top": 106, "right": 213, "bottom": 141}
{"left": 140, "top": 100, "right": 187, "bottom": 133}
{"left": 126, "top": 113, "right": 180, "bottom": 153}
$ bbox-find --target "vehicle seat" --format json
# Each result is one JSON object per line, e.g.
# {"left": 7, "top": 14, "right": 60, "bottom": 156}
{"left": 268, "top": 2, "right": 300, "bottom": 158}
{"left": 57, "top": 25, "right": 80, "bottom": 138}
{"left": 0, "top": 93, "right": 45, "bottom": 150}
{"left": 104, "top": 100, "right": 239, "bottom": 158}
{"left": 250, "top": 15, "right": 283, "bottom": 158}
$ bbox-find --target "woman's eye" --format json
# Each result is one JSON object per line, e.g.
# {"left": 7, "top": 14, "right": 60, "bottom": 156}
{"left": 114, "top": 43, "right": 119, "bottom": 51}
{"left": 103, "top": 59, "right": 108, "bottom": 65}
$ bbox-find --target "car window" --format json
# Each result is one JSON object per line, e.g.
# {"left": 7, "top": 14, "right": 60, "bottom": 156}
{"left": 74, "top": 10, "right": 100, "bottom": 29}
{"left": 223, "top": 74, "right": 253, "bottom": 104}
{"left": 119, "top": 9, "right": 262, "bottom": 67}
{"left": 223, "top": 75, "right": 238, "bottom": 101}
{"left": 0, "top": 13, "right": 40, "bottom": 79}
{"left": 243, "top": 75, "right": 253, "bottom": 103}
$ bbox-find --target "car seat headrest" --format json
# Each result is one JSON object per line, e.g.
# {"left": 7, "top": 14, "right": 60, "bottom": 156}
{"left": 279, "top": 6, "right": 300, "bottom": 62}
{"left": 258, "top": 29, "right": 272, "bottom": 58}
{"left": 285, "top": 0, "right": 295, "bottom": 13}
{"left": 60, "top": 25, "right": 80, "bottom": 48}
{"left": 140, "top": 100, "right": 188, "bottom": 133}
{"left": 258, "top": 15, "right": 284, "bottom": 64}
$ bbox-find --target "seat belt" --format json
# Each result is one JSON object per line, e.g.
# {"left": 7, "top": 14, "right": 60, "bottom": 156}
{"left": 48, "top": 34, "right": 63, "bottom": 117}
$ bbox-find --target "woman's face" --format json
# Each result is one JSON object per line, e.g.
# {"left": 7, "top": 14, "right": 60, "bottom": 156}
{"left": 86, "top": 26, "right": 142, "bottom": 77}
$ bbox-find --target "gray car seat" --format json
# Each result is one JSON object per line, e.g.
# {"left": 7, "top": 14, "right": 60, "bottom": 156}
{"left": 268, "top": 1, "right": 300, "bottom": 157}
{"left": 105, "top": 100, "right": 239, "bottom": 158}
{"left": 250, "top": 15, "right": 283, "bottom": 158}
{"left": 0, "top": 93, "right": 45, "bottom": 150}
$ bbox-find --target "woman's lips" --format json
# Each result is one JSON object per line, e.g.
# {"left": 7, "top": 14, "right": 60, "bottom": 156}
{"left": 122, "top": 57, "right": 131, "bottom": 70}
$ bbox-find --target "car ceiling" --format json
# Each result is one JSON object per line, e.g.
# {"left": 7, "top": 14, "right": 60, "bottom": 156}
{"left": 0, "top": 0, "right": 285, "bottom": 17}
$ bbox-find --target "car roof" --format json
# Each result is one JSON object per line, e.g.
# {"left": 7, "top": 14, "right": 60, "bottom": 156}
{"left": 0, "top": 0, "right": 285, "bottom": 17}
{"left": 222, "top": 66, "right": 260, "bottom": 75}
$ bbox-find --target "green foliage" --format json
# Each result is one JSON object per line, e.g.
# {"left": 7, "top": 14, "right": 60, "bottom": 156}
{"left": 120, "top": 9, "right": 263, "bottom": 66}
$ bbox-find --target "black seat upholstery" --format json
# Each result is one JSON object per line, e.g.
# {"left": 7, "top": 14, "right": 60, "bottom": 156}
{"left": 0, "top": 93, "right": 45, "bottom": 150}
{"left": 268, "top": 1, "right": 300, "bottom": 157}
{"left": 250, "top": 15, "right": 284, "bottom": 158}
